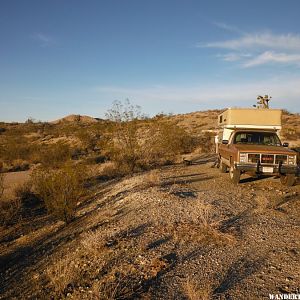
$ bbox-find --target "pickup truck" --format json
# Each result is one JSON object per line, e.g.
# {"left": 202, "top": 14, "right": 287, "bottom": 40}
{"left": 218, "top": 129, "right": 298, "bottom": 186}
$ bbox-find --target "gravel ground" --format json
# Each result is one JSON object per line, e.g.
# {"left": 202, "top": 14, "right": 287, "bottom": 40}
{"left": 0, "top": 159, "right": 299, "bottom": 299}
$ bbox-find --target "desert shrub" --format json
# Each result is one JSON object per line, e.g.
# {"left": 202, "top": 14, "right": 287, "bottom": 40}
{"left": 105, "top": 100, "right": 145, "bottom": 174}
{"left": 104, "top": 101, "right": 197, "bottom": 174}
{"left": 85, "top": 155, "right": 107, "bottom": 165}
{"left": 46, "top": 254, "right": 80, "bottom": 296}
{"left": 76, "top": 129, "right": 100, "bottom": 152}
{"left": 14, "top": 181, "right": 34, "bottom": 201}
{"left": 197, "top": 133, "right": 215, "bottom": 153}
{"left": 101, "top": 162, "right": 131, "bottom": 179}
{"left": 11, "top": 159, "right": 30, "bottom": 172}
{"left": 70, "top": 147, "right": 86, "bottom": 160}
{"left": 38, "top": 142, "right": 71, "bottom": 168}
{"left": 0, "top": 137, "right": 32, "bottom": 162}
{"left": 144, "top": 169, "right": 161, "bottom": 187}
{"left": 31, "top": 164, "right": 87, "bottom": 223}
{"left": 0, "top": 175, "right": 22, "bottom": 226}
{"left": 282, "top": 128, "right": 300, "bottom": 141}
{"left": 146, "top": 121, "right": 197, "bottom": 162}
{"left": 0, "top": 173, "right": 4, "bottom": 199}
{"left": 0, "top": 198, "right": 21, "bottom": 226}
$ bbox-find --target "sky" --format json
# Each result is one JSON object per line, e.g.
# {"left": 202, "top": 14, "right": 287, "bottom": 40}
{"left": 1, "top": 0, "right": 300, "bottom": 122}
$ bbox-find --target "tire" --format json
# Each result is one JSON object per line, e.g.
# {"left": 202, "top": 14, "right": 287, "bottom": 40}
{"left": 219, "top": 159, "right": 227, "bottom": 173}
{"left": 280, "top": 174, "right": 295, "bottom": 187}
{"left": 229, "top": 165, "right": 241, "bottom": 185}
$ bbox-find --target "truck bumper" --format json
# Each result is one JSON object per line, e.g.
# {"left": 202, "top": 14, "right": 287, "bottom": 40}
{"left": 235, "top": 163, "right": 298, "bottom": 175}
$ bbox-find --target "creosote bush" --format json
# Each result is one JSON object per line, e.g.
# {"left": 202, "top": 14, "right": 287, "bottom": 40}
{"left": 31, "top": 164, "right": 87, "bottom": 223}
{"left": 105, "top": 100, "right": 144, "bottom": 174}
{"left": 38, "top": 142, "right": 72, "bottom": 168}
{"left": 104, "top": 100, "right": 197, "bottom": 175}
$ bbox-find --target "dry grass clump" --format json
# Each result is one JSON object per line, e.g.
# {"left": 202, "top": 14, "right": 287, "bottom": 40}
{"left": 101, "top": 163, "right": 129, "bottom": 179}
{"left": 90, "top": 266, "right": 140, "bottom": 300}
{"left": 0, "top": 173, "right": 21, "bottom": 226}
{"left": 31, "top": 163, "right": 87, "bottom": 223}
{"left": 0, "top": 198, "right": 21, "bottom": 226}
{"left": 182, "top": 277, "right": 212, "bottom": 300}
{"left": 46, "top": 254, "right": 80, "bottom": 296}
{"left": 80, "top": 230, "right": 108, "bottom": 258}
{"left": 144, "top": 169, "right": 161, "bottom": 187}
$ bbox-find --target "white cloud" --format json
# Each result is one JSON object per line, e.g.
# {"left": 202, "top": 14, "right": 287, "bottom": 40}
{"left": 211, "top": 21, "right": 245, "bottom": 35}
{"left": 32, "top": 33, "right": 55, "bottom": 47}
{"left": 218, "top": 53, "right": 252, "bottom": 62}
{"left": 201, "top": 29, "right": 300, "bottom": 68}
{"left": 202, "top": 32, "right": 300, "bottom": 51}
{"left": 243, "top": 51, "right": 300, "bottom": 67}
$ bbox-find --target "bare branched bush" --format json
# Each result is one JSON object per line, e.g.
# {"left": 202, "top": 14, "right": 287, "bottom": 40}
{"left": 105, "top": 100, "right": 144, "bottom": 174}
{"left": 31, "top": 164, "right": 87, "bottom": 223}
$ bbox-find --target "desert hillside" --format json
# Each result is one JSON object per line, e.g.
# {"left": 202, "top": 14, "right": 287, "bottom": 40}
{"left": 0, "top": 108, "right": 300, "bottom": 299}
{"left": 1, "top": 160, "right": 300, "bottom": 299}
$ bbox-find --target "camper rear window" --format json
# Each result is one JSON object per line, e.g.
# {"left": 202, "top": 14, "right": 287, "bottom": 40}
{"left": 233, "top": 132, "right": 281, "bottom": 146}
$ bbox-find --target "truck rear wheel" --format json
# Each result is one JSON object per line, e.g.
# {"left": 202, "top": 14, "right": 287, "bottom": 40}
{"left": 280, "top": 174, "right": 295, "bottom": 187}
{"left": 229, "top": 166, "right": 241, "bottom": 185}
{"left": 219, "top": 159, "right": 227, "bottom": 173}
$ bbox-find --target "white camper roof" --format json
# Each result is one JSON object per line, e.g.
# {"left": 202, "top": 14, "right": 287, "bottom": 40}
{"left": 218, "top": 108, "right": 282, "bottom": 130}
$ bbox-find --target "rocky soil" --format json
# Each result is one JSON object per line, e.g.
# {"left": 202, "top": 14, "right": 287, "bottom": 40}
{"left": 0, "top": 157, "right": 300, "bottom": 299}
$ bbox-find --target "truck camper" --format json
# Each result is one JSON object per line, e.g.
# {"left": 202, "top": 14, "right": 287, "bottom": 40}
{"left": 216, "top": 102, "right": 297, "bottom": 186}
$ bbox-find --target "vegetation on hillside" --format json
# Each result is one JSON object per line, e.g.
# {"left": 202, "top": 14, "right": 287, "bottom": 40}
{"left": 0, "top": 103, "right": 299, "bottom": 225}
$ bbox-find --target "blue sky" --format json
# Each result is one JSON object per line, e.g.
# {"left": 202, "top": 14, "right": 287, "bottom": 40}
{"left": 1, "top": 0, "right": 300, "bottom": 122}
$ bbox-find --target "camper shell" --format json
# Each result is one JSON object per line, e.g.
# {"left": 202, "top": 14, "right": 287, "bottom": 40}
{"left": 216, "top": 107, "right": 297, "bottom": 186}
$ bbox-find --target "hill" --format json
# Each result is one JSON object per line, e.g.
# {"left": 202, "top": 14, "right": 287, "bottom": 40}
{"left": 50, "top": 114, "right": 99, "bottom": 124}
